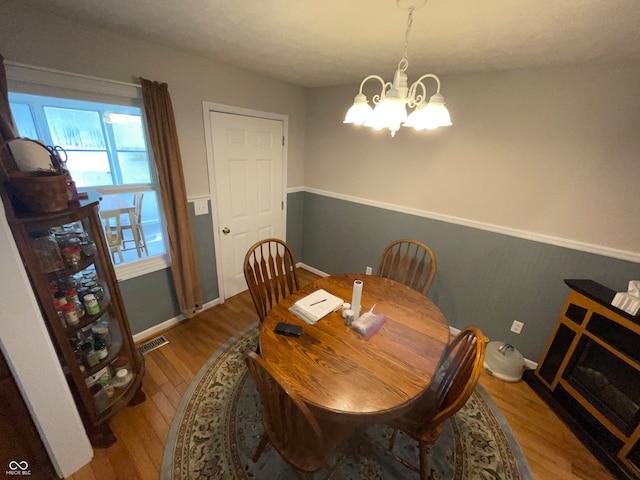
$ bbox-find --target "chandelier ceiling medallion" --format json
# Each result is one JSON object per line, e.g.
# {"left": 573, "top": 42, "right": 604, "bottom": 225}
{"left": 344, "top": 0, "right": 452, "bottom": 137}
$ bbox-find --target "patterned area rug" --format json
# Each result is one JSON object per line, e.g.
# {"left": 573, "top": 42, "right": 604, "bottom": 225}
{"left": 162, "top": 323, "right": 533, "bottom": 480}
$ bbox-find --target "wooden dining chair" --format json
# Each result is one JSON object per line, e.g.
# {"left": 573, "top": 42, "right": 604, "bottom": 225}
{"left": 383, "top": 326, "right": 486, "bottom": 480}
{"left": 101, "top": 211, "right": 124, "bottom": 263}
{"left": 121, "top": 192, "right": 149, "bottom": 257}
{"left": 243, "top": 238, "right": 299, "bottom": 323}
{"left": 245, "top": 351, "right": 354, "bottom": 474}
{"left": 376, "top": 239, "right": 437, "bottom": 295}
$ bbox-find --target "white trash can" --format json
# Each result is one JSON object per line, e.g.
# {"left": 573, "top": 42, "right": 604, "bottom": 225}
{"left": 484, "top": 341, "right": 525, "bottom": 382}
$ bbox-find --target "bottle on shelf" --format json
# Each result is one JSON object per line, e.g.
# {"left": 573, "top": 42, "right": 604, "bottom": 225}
{"left": 84, "top": 294, "right": 100, "bottom": 316}
{"left": 80, "top": 342, "right": 99, "bottom": 368}
{"left": 94, "top": 336, "right": 108, "bottom": 361}
{"left": 62, "top": 303, "right": 80, "bottom": 327}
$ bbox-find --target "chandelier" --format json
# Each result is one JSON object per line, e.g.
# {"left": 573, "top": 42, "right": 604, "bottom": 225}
{"left": 343, "top": 0, "right": 452, "bottom": 137}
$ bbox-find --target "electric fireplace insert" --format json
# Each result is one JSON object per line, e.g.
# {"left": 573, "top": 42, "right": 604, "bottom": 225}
{"left": 528, "top": 279, "right": 640, "bottom": 480}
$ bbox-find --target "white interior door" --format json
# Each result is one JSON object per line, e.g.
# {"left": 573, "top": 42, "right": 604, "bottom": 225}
{"left": 210, "top": 111, "right": 284, "bottom": 299}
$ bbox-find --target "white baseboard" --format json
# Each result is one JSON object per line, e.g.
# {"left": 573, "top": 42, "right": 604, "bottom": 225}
{"left": 133, "top": 266, "right": 322, "bottom": 342}
{"left": 132, "top": 297, "right": 221, "bottom": 343}
{"left": 296, "top": 262, "right": 329, "bottom": 277}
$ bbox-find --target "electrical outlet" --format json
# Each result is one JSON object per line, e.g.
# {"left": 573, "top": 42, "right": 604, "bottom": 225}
{"left": 511, "top": 320, "right": 524, "bottom": 334}
{"left": 365, "top": 266, "right": 372, "bottom": 275}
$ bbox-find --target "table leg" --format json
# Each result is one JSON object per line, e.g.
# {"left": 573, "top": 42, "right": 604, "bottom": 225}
{"left": 127, "top": 210, "right": 142, "bottom": 258}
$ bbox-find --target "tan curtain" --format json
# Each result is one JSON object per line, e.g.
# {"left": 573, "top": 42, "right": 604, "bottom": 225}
{"left": 0, "top": 54, "right": 17, "bottom": 143}
{"left": 140, "top": 78, "right": 202, "bottom": 317}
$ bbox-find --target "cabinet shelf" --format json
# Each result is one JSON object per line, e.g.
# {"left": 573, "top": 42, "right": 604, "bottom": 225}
{"left": 65, "top": 293, "right": 112, "bottom": 336}
{"left": 2, "top": 190, "right": 145, "bottom": 448}
{"left": 82, "top": 338, "right": 123, "bottom": 379}
{"left": 95, "top": 373, "right": 142, "bottom": 418}
{"left": 44, "top": 255, "right": 95, "bottom": 282}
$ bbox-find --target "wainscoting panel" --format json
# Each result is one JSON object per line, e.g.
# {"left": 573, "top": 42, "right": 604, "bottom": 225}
{"left": 189, "top": 198, "right": 219, "bottom": 302}
{"left": 120, "top": 267, "right": 180, "bottom": 335}
{"left": 299, "top": 192, "right": 640, "bottom": 361}
{"left": 286, "top": 190, "right": 305, "bottom": 261}
{"left": 120, "top": 200, "right": 214, "bottom": 335}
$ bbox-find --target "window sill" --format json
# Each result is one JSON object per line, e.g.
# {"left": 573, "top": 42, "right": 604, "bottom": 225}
{"left": 113, "top": 254, "right": 170, "bottom": 281}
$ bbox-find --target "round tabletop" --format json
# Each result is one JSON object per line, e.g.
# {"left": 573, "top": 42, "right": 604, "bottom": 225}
{"left": 259, "top": 274, "right": 450, "bottom": 424}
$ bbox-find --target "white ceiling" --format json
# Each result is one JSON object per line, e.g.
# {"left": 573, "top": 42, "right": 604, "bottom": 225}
{"left": 19, "top": 0, "right": 640, "bottom": 87}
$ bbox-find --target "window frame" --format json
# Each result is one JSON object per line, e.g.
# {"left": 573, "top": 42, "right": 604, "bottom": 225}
{"left": 10, "top": 94, "right": 152, "bottom": 188}
{"left": 5, "top": 62, "right": 170, "bottom": 280}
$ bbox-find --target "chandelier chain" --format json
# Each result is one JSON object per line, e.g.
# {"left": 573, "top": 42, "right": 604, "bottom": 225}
{"left": 401, "top": 6, "right": 415, "bottom": 67}
{"left": 343, "top": 0, "right": 451, "bottom": 135}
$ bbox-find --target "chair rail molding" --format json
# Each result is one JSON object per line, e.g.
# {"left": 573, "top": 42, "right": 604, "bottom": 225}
{"left": 301, "top": 187, "right": 640, "bottom": 264}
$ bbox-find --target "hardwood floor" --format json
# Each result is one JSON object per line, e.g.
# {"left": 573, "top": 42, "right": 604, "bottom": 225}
{"left": 67, "top": 268, "right": 615, "bottom": 480}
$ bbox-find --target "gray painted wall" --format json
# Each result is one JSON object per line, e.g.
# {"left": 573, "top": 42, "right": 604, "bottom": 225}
{"left": 4, "top": 0, "right": 639, "bottom": 361}
{"left": 119, "top": 201, "right": 218, "bottom": 335}
{"left": 300, "top": 192, "right": 640, "bottom": 361}
{"left": 301, "top": 60, "right": 640, "bottom": 363}
{"left": 286, "top": 190, "right": 305, "bottom": 261}
{"left": 120, "top": 268, "right": 179, "bottom": 334}
{"left": 123, "top": 185, "right": 640, "bottom": 362}
{"left": 1, "top": 0, "right": 308, "bottom": 338}
{"left": 190, "top": 200, "right": 219, "bottom": 303}
{"left": 304, "top": 63, "right": 640, "bottom": 256}
{"left": 121, "top": 194, "right": 305, "bottom": 335}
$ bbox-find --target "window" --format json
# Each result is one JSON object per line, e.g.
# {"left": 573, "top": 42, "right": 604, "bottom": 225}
{"left": 6, "top": 64, "right": 169, "bottom": 279}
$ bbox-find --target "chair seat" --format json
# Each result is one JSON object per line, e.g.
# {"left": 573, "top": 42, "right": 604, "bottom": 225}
{"left": 387, "top": 411, "right": 444, "bottom": 445}
{"left": 266, "top": 416, "right": 353, "bottom": 472}
{"left": 246, "top": 351, "right": 354, "bottom": 473}
{"left": 387, "top": 390, "right": 440, "bottom": 433}
{"left": 382, "top": 326, "right": 486, "bottom": 480}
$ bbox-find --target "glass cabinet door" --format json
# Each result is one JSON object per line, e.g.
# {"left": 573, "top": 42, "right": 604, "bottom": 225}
{"left": 26, "top": 215, "right": 138, "bottom": 416}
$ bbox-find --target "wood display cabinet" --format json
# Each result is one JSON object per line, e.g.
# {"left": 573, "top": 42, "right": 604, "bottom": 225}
{"left": 3, "top": 191, "right": 145, "bottom": 448}
{"left": 533, "top": 280, "right": 640, "bottom": 480}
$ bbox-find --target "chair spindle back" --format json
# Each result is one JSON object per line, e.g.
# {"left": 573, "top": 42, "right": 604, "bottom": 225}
{"left": 377, "top": 239, "right": 437, "bottom": 295}
{"left": 244, "top": 238, "right": 299, "bottom": 323}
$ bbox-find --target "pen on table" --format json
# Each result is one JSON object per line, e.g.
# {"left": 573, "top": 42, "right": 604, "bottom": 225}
{"left": 310, "top": 299, "right": 327, "bottom": 306}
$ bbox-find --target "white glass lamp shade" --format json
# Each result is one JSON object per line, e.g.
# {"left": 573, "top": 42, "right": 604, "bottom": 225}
{"left": 365, "top": 97, "right": 408, "bottom": 135}
{"left": 344, "top": 93, "right": 374, "bottom": 125}
{"left": 404, "top": 102, "right": 427, "bottom": 130}
{"left": 422, "top": 93, "right": 452, "bottom": 130}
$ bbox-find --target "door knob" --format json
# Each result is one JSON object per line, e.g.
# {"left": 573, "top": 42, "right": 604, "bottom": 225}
{"left": 222, "top": 227, "right": 230, "bottom": 235}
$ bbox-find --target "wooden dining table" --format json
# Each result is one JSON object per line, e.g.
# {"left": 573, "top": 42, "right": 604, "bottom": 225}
{"left": 259, "top": 273, "right": 450, "bottom": 425}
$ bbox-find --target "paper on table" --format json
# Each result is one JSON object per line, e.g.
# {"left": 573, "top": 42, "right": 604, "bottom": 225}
{"left": 289, "top": 305, "right": 318, "bottom": 325}
{"left": 293, "top": 289, "right": 343, "bottom": 322}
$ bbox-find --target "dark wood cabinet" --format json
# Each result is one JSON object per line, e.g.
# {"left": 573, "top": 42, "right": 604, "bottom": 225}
{"left": 3, "top": 191, "right": 145, "bottom": 447}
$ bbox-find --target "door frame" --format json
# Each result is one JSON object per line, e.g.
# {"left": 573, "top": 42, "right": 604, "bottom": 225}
{"left": 202, "top": 102, "right": 288, "bottom": 303}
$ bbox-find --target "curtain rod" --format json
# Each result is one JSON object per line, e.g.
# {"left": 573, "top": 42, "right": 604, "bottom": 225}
{"left": 4, "top": 60, "right": 142, "bottom": 89}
